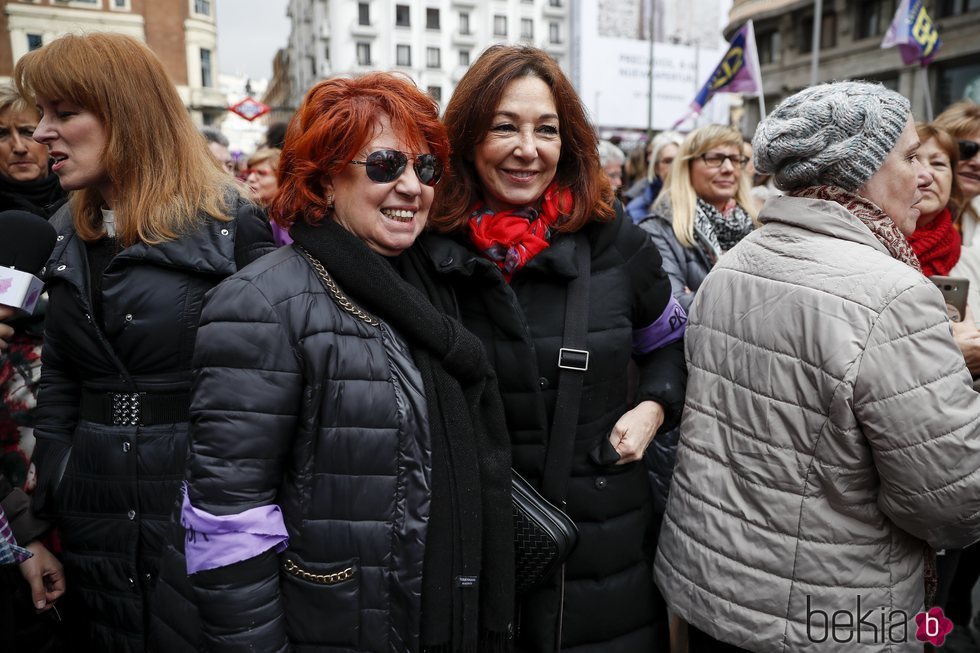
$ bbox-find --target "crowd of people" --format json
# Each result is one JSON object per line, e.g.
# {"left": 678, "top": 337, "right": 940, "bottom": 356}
{"left": 1, "top": 30, "right": 980, "bottom": 653}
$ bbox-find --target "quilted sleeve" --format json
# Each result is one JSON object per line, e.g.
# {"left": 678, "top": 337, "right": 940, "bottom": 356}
{"left": 853, "top": 281, "right": 980, "bottom": 550}
{"left": 185, "top": 275, "right": 303, "bottom": 652}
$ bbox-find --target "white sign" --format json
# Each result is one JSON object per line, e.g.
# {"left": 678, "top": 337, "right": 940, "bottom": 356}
{"left": 574, "top": 0, "right": 730, "bottom": 131}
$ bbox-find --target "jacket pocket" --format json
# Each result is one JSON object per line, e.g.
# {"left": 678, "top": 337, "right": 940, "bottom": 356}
{"left": 280, "top": 554, "right": 360, "bottom": 647}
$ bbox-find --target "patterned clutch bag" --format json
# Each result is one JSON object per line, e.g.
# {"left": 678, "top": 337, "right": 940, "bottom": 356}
{"left": 512, "top": 470, "right": 579, "bottom": 594}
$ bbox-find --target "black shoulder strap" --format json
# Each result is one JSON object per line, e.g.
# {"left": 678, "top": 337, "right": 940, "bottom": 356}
{"left": 541, "top": 232, "right": 590, "bottom": 506}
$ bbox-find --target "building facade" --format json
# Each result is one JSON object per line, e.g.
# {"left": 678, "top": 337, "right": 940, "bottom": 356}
{"left": 0, "top": 0, "right": 225, "bottom": 123}
{"left": 728, "top": 0, "right": 980, "bottom": 133}
{"left": 281, "top": 0, "right": 570, "bottom": 112}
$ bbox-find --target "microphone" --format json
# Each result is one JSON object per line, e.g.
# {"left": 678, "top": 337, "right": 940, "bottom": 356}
{"left": 0, "top": 210, "right": 58, "bottom": 315}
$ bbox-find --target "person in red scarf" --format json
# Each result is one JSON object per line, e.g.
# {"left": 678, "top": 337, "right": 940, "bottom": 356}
{"left": 423, "top": 45, "right": 687, "bottom": 653}
{"left": 908, "top": 123, "right": 962, "bottom": 276}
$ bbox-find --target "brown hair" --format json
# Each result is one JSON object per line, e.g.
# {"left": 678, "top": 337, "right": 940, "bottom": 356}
{"left": 916, "top": 122, "right": 963, "bottom": 215}
{"left": 271, "top": 72, "right": 449, "bottom": 229}
{"left": 934, "top": 100, "right": 980, "bottom": 140}
{"left": 14, "top": 32, "right": 236, "bottom": 246}
{"left": 430, "top": 45, "right": 613, "bottom": 233}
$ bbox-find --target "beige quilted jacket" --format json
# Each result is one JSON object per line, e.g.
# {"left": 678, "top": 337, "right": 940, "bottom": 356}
{"left": 655, "top": 195, "right": 980, "bottom": 652}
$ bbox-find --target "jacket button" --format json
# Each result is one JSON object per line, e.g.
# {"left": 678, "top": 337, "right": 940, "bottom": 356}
{"left": 144, "top": 573, "right": 152, "bottom": 583}
{"left": 56, "top": 264, "right": 66, "bottom": 271}
{"left": 538, "top": 377, "right": 549, "bottom": 389}
{"left": 84, "top": 313, "right": 91, "bottom": 321}
{"left": 127, "top": 509, "right": 136, "bottom": 520}
{"left": 124, "top": 313, "right": 133, "bottom": 322}
{"left": 56, "top": 235, "right": 64, "bottom": 241}
{"left": 595, "top": 476, "right": 608, "bottom": 490}
{"left": 440, "top": 256, "right": 454, "bottom": 268}
{"left": 220, "top": 228, "right": 230, "bottom": 236}
{"left": 128, "top": 577, "right": 135, "bottom": 588}
{"left": 122, "top": 441, "right": 131, "bottom": 453}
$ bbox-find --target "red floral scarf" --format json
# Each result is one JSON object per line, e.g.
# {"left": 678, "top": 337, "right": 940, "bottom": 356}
{"left": 467, "top": 183, "right": 573, "bottom": 282}
{"left": 907, "top": 208, "right": 961, "bottom": 277}
{"left": 792, "top": 186, "right": 921, "bottom": 272}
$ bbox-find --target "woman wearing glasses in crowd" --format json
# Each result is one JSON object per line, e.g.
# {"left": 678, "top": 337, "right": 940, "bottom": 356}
{"left": 14, "top": 33, "right": 273, "bottom": 651}
{"left": 423, "top": 45, "right": 686, "bottom": 652}
{"left": 155, "top": 72, "right": 514, "bottom": 653}
{"left": 638, "top": 125, "right": 757, "bottom": 313}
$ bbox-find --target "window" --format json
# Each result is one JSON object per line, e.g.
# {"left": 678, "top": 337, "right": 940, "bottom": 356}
{"left": 357, "top": 42, "right": 371, "bottom": 66}
{"left": 494, "top": 15, "right": 507, "bottom": 36}
{"left": 358, "top": 3, "right": 370, "bottom": 26}
{"left": 800, "top": 11, "right": 837, "bottom": 51}
{"left": 856, "top": 0, "right": 896, "bottom": 39}
{"left": 757, "top": 30, "right": 781, "bottom": 64}
{"left": 521, "top": 18, "right": 534, "bottom": 39}
{"left": 549, "top": 22, "right": 561, "bottom": 43}
{"left": 459, "top": 12, "right": 471, "bottom": 34}
{"left": 194, "top": 0, "right": 211, "bottom": 16}
{"left": 427, "top": 47, "right": 441, "bottom": 68}
{"left": 200, "top": 48, "right": 213, "bottom": 87}
{"left": 426, "top": 8, "right": 440, "bottom": 29}
{"left": 459, "top": 49, "right": 470, "bottom": 66}
{"left": 428, "top": 86, "right": 442, "bottom": 103}
{"left": 324, "top": 44, "right": 330, "bottom": 62}
{"left": 115, "top": 0, "right": 126, "bottom": 6}
{"left": 939, "top": 0, "right": 980, "bottom": 16}
{"left": 27, "top": 34, "right": 43, "bottom": 51}
{"left": 397, "top": 44, "right": 411, "bottom": 66}
{"left": 396, "top": 4, "right": 410, "bottom": 27}
{"left": 550, "top": 0, "right": 562, "bottom": 6}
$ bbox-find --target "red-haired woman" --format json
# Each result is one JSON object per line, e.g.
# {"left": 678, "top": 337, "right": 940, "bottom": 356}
{"left": 153, "top": 72, "right": 514, "bottom": 653}
{"left": 424, "top": 45, "right": 686, "bottom": 652}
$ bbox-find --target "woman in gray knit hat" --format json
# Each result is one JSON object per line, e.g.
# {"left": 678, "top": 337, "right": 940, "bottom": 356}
{"left": 654, "top": 80, "right": 980, "bottom": 652}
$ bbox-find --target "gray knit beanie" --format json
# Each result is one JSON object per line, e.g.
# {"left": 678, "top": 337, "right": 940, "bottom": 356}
{"left": 752, "top": 81, "right": 910, "bottom": 192}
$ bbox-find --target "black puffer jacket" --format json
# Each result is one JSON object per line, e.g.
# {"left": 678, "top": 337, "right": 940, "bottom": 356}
{"left": 419, "top": 206, "right": 687, "bottom": 652}
{"left": 30, "top": 198, "right": 273, "bottom": 652}
{"left": 152, "top": 245, "right": 432, "bottom": 653}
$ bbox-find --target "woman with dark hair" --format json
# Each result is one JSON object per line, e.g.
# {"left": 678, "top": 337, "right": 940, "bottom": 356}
{"left": 426, "top": 45, "right": 687, "bottom": 652}
{"left": 15, "top": 32, "right": 273, "bottom": 651}
{"left": 154, "top": 72, "right": 514, "bottom": 653}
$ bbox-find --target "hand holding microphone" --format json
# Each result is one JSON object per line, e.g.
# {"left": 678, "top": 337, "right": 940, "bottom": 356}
{"left": 0, "top": 210, "right": 57, "bottom": 317}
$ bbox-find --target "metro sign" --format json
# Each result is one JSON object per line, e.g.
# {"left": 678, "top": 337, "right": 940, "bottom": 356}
{"left": 229, "top": 97, "right": 270, "bottom": 122}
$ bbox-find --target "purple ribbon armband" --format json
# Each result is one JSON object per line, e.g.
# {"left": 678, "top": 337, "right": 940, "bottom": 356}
{"left": 633, "top": 294, "right": 687, "bottom": 354}
{"left": 181, "top": 483, "right": 289, "bottom": 574}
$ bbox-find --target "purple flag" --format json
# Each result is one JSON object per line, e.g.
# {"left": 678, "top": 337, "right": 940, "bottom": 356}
{"left": 881, "top": 0, "right": 942, "bottom": 67}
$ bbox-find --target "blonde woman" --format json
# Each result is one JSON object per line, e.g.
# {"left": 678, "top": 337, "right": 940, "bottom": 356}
{"left": 15, "top": 32, "right": 273, "bottom": 651}
{"left": 639, "top": 125, "right": 757, "bottom": 311}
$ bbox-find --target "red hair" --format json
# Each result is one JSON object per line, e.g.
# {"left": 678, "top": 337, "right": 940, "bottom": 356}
{"left": 430, "top": 45, "right": 613, "bottom": 233}
{"left": 271, "top": 73, "right": 450, "bottom": 228}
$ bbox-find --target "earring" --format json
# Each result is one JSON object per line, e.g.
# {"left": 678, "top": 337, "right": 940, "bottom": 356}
{"left": 326, "top": 195, "right": 334, "bottom": 210}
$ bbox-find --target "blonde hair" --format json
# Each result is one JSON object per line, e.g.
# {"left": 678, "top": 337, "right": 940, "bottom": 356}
{"left": 247, "top": 147, "right": 281, "bottom": 171}
{"left": 646, "top": 131, "right": 683, "bottom": 182}
{"left": 14, "top": 32, "right": 236, "bottom": 246}
{"left": 0, "top": 83, "right": 34, "bottom": 117}
{"left": 659, "top": 124, "right": 757, "bottom": 248}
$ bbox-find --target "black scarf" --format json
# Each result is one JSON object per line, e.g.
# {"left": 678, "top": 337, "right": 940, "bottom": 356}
{"left": 291, "top": 219, "right": 514, "bottom": 653}
{"left": 0, "top": 173, "right": 66, "bottom": 218}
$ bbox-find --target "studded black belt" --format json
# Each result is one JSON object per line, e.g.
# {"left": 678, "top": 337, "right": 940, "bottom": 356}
{"left": 79, "top": 389, "right": 190, "bottom": 426}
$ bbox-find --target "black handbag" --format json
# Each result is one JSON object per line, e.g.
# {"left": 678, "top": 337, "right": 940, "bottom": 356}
{"left": 512, "top": 470, "right": 578, "bottom": 595}
{"left": 512, "top": 233, "right": 590, "bottom": 595}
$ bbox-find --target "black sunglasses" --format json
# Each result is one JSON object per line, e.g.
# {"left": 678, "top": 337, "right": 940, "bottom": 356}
{"left": 959, "top": 140, "right": 980, "bottom": 161}
{"left": 349, "top": 149, "right": 443, "bottom": 186}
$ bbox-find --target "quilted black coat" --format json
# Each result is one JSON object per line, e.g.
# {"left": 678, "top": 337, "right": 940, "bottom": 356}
{"left": 152, "top": 244, "right": 433, "bottom": 653}
{"left": 417, "top": 206, "right": 687, "bottom": 652}
{"left": 29, "top": 198, "right": 273, "bottom": 652}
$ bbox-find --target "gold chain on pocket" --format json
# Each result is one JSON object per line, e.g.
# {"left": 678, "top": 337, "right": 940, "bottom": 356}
{"left": 283, "top": 558, "right": 355, "bottom": 585}
{"left": 298, "top": 246, "right": 379, "bottom": 326}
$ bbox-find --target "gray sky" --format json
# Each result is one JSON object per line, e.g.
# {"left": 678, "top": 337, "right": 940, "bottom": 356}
{"left": 215, "top": 0, "right": 291, "bottom": 81}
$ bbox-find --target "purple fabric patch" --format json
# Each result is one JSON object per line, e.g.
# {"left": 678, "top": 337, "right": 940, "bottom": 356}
{"left": 181, "top": 484, "right": 289, "bottom": 574}
{"left": 633, "top": 294, "right": 687, "bottom": 354}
